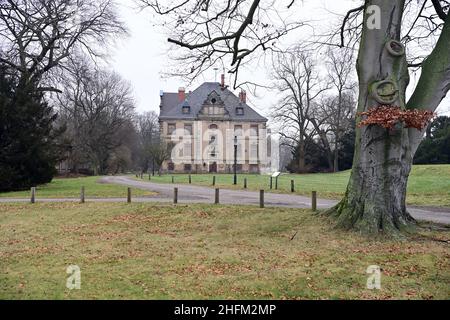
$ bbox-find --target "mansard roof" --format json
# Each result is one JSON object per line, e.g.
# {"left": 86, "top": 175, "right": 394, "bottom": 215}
{"left": 159, "top": 82, "right": 267, "bottom": 122}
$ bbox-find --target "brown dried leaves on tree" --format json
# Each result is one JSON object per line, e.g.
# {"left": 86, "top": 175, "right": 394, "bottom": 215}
{"left": 357, "top": 105, "right": 435, "bottom": 130}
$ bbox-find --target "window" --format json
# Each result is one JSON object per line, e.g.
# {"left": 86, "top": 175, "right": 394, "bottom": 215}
{"left": 182, "top": 106, "right": 190, "bottom": 114}
{"left": 211, "top": 98, "right": 217, "bottom": 104}
{"left": 209, "top": 124, "right": 218, "bottom": 130}
{"left": 184, "top": 143, "right": 192, "bottom": 157}
{"left": 210, "top": 147, "right": 217, "bottom": 158}
{"left": 236, "top": 107, "right": 244, "bottom": 115}
{"left": 168, "top": 162, "right": 175, "bottom": 171}
{"left": 167, "top": 123, "right": 176, "bottom": 135}
{"left": 250, "top": 125, "right": 259, "bottom": 136}
{"left": 184, "top": 164, "right": 192, "bottom": 172}
{"left": 184, "top": 124, "right": 192, "bottom": 135}
{"left": 234, "top": 125, "right": 243, "bottom": 136}
{"left": 250, "top": 142, "right": 258, "bottom": 161}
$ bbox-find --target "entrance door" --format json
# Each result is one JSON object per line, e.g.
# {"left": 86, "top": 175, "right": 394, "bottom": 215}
{"left": 209, "top": 162, "right": 217, "bottom": 173}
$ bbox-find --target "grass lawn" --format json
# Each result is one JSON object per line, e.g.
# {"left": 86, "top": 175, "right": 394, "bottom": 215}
{"left": 0, "top": 202, "right": 448, "bottom": 299}
{"left": 140, "top": 164, "right": 450, "bottom": 207}
{"left": 0, "top": 176, "right": 154, "bottom": 199}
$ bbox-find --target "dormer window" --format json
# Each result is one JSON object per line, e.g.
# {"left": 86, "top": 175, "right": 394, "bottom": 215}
{"left": 182, "top": 101, "right": 190, "bottom": 114}
{"left": 182, "top": 106, "right": 190, "bottom": 114}
{"left": 236, "top": 107, "right": 244, "bottom": 115}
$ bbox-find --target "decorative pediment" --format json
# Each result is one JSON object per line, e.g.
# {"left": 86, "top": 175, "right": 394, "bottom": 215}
{"left": 198, "top": 90, "right": 230, "bottom": 119}
{"left": 203, "top": 91, "right": 224, "bottom": 106}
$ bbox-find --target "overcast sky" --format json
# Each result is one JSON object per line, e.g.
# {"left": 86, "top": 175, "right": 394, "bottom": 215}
{"left": 110, "top": 0, "right": 449, "bottom": 118}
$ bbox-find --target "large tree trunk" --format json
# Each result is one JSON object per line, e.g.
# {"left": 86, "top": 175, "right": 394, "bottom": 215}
{"left": 298, "top": 138, "right": 306, "bottom": 173}
{"left": 327, "top": 0, "right": 416, "bottom": 235}
{"left": 333, "top": 134, "right": 339, "bottom": 173}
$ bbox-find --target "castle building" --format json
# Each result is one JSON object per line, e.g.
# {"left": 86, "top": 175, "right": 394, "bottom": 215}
{"left": 158, "top": 75, "right": 270, "bottom": 173}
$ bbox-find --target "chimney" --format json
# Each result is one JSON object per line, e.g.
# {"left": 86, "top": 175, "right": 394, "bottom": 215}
{"left": 178, "top": 87, "right": 185, "bottom": 102}
{"left": 240, "top": 89, "right": 247, "bottom": 103}
{"left": 221, "top": 74, "right": 225, "bottom": 88}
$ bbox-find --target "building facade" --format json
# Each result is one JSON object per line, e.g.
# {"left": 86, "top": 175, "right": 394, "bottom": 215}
{"left": 159, "top": 76, "right": 269, "bottom": 173}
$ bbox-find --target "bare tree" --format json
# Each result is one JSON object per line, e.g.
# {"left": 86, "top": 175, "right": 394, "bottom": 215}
{"left": 134, "top": 111, "right": 160, "bottom": 174}
{"left": 0, "top": 0, "right": 126, "bottom": 91}
{"left": 272, "top": 50, "right": 329, "bottom": 172}
{"left": 138, "top": 0, "right": 304, "bottom": 88}
{"left": 323, "top": 47, "right": 356, "bottom": 172}
{"left": 58, "top": 59, "right": 135, "bottom": 175}
{"left": 312, "top": 92, "right": 356, "bottom": 171}
{"left": 150, "top": 140, "right": 173, "bottom": 176}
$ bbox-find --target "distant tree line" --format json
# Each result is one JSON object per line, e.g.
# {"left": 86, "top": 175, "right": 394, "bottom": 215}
{"left": 414, "top": 116, "right": 450, "bottom": 165}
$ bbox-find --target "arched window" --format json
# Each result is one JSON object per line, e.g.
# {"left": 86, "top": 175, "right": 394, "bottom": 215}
{"left": 209, "top": 124, "right": 218, "bottom": 130}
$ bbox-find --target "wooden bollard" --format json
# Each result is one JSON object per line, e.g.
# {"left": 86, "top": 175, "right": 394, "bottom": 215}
{"left": 80, "top": 186, "right": 85, "bottom": 203}
{"left": 127, "top": 187, "right": 132, "bottom": 203}
{"left": 30, "top": 187, "right": 36, "bottom": 204}
{"left": 212, "top": 176, "right": 216, "bottom": 186}
{"left": 269, "top": 177, "right": 273, "bottom": 189}
{"left": 244, "top": 178, "right": 247, "bottom": 189}
{"left": 189, "top": 174, "right": 192, "bottom": 184}
{"left": 172, "top": 176, "right": 174, "bottom": 183}
{"left": 174, "top": 187, "right": 178, "bottom": 204}
{"left": 291, "top": 180, "right": 295, "bottom": 192}
{"left": 275, "top": 177, "right": 278, "bottom": 190}
{"left": 312, "top": 191, "right": 317, "bottom": 212}
{"left": 215, "top": 188, "right": 219, "bottom": 204}
{"left": 260, "top": 190, "right": 264, "bottom": 208}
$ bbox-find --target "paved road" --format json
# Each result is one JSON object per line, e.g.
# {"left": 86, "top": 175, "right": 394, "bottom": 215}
{"left": 98, "top": 176, "right": 450, "bottom": 225}
{"left": 1, "top": 176, "right": 449, "bottom": 225}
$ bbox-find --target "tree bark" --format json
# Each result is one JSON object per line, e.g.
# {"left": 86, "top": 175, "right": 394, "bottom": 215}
{"left": 327, "top": 0, "right": 416, "bottom": 235}
{"left": 298, "top": 137, "right": 306, "bottom": 172}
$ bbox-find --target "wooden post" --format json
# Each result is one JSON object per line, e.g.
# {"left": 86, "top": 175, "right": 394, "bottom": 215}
{"left": 127, "top": 187, "right": 131, "bottom": 203}
{"left": 270, "top": 177, "right": 273, "bottom": 189}
{"left": 189, "top": 174, "right": 192, "bottom": 184}
{"left": 212, "top": 176, "right": 216, "bottom": 186}
{"left": 172, "top": 176, "right": 174, "bottom": 183}
{"left": 259, "top": 190, "right": 264, "bottom": 208}
{"left": 215, "top": 188, "right": 219, "bottom": 204}
{"left": 312, "top": 191, "right": 317, "bottom": 212}
{"left": 174, "top": 187, "right": 178, "bottom": 204}
{"left": 149, "top": 174, "right": 151, "bottom": 180}
{"left": 30, "top": 187, "right": 36, "bottom": 204}
{"left": 80, "top": 186, "right": 85, "bottom": 204}
{"left": 244, "top": 178, "right": 247, "bottom": 189}
{"left": 275, "top": 177, "right": 278, "bottom": 190}
{"left": 291, "top": 180, "right": 295, "bottom": 193}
